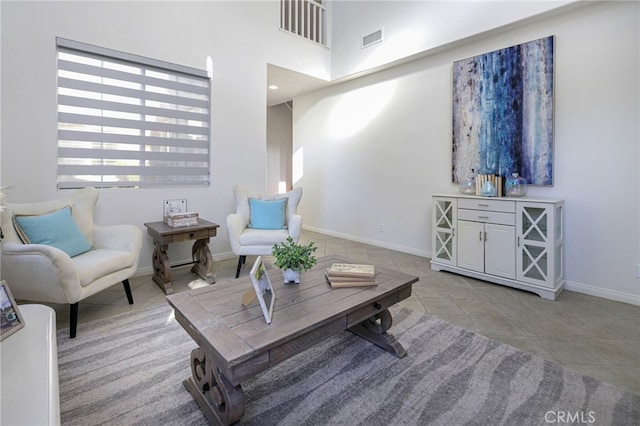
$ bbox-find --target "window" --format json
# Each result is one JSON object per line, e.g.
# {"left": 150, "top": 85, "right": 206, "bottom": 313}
{"left": 56, "top": 38, "right": 210, "bottom": 189}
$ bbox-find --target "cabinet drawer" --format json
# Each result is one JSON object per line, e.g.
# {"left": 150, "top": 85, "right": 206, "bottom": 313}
{"left": 458, "top": 198, "right": 515, "bottom": 213}
{"left": 346, "top": 292, "right": 399, "bottom": 328}
{"left": 458, "top": 209, "right": 515, "bottom": 226}
{"left": 170, "top": 229, "right": 212, "bottom": 243}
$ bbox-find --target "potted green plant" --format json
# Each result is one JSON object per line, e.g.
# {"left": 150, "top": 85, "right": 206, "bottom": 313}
{"left": 272, "top": 236, "right": 318, "bottom": 284}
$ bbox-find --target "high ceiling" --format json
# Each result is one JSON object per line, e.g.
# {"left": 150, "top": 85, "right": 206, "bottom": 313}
{"left": 266, "top": 64, "right": 331, "bottom": 107}
{"left": 265, "top": 1, "right": 583, "bottom": 107}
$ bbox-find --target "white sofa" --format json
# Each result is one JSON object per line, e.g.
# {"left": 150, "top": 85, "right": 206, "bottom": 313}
{"left": 0, "top": 304, "right": 60, "bottom": 425}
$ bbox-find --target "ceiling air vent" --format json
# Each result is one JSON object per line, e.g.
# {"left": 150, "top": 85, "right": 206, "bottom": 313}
{"left": 362, "top": 29, "right": 383, "bottom": 49}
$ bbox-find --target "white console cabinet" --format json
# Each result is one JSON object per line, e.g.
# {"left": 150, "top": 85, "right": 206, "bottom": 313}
{"left": 431, "top": 194, "right": 564, "bottom": 300}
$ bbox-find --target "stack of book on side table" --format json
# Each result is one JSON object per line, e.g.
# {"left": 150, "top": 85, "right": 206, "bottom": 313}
{"left": 325, "top": 263, "right": 377, "bottom": 288}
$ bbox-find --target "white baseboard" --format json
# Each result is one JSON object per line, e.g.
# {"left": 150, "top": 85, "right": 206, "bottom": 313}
{"left": 302, "top": 225, "right": 430, "bottom": 258}
{"left": 564, "top": 280, "right": 640, "bottom": 306}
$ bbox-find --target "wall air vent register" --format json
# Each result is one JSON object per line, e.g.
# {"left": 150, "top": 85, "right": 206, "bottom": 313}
{"left": 362, "top": 29, "right": 383, "bottom": 48}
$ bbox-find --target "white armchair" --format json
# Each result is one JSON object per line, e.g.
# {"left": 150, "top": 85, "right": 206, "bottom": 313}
{"left": 1, "top": 188, "right": 143, "bottom": 338}
{"left": 227, "top": 185, "right": 303, "bottom": 277}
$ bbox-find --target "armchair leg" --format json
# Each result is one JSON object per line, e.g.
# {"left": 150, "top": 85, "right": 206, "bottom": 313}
{"left": 122, "top": 279, "right": 134, "bottom": 305}
{"left": 70, "top": 303, "right": 79, "bottom": 339}
{"left": 235, "top": 255, "right": 246, "bottom": 278}
{"left": 68, "top": 282, "right": 132, "bottom": 339}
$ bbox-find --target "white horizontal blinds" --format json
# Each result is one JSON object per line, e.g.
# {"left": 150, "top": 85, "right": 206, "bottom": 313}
{"left": 56, "top": 38, "right": 210, "bottom": 189}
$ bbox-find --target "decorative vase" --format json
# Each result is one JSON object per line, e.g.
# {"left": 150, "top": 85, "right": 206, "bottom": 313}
{"left": 505, "top": 173, "right": 527, "bottom": 197}
{"left": 283, "top": 268, "right": 300, "bottom": 284}
{"left": 480, "top": 181, "right": 497, "bottom": 197}
{"left": 459, "top": 169, "right": 476, "bottom": 195}
{"left": 459, "top": 177, "right": 476, "bottom": 195}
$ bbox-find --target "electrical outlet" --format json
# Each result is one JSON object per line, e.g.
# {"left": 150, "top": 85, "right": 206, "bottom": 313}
{"left": 378, "top": 223, "right": 384, "bottom": 232}
{"left": 637, "top": 264, "right": 640, "bottom": 278}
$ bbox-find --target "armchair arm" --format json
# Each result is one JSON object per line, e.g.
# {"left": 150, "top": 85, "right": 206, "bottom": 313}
{"left": 1, "top": 242, "right": 81, "bottom": 304}
{"left": 226, "top": 213, "right": 248, "bottom": 254}
{"left": 288, "top": 214, "right": 303, "bottom": 243}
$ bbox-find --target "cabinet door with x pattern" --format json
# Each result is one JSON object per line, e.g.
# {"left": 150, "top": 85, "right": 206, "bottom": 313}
{"left": 432, "top": 197, "right": 457, "bottom": 266}
{"left": 516, "top": 201, "right": 563, "bottom": 289}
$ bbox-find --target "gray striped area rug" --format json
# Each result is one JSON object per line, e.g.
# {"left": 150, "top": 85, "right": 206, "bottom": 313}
{"left": 57, "top": 303, "right": 639, "bottom": 426}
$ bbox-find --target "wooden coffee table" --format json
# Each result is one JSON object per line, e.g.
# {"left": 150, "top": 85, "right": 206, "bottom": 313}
{"left": 166, "top": 255, "right": 419, "bottom": 425}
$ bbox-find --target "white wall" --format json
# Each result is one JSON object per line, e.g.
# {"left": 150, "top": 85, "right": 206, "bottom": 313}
{"left": 295, "top": 1, "right": 640, "bottom": 304}
{"left": 330, "top": 0, "right": 579, "bottom": 80}
{"left": 0, "top": 1, "right": 330, "bottom": 273}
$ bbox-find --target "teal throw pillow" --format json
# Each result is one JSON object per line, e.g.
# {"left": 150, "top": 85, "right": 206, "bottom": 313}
{"left": 248, "top": 198, "right": 287, "bottom": 230}
{"left": 14, "top": 206, "right": 92, "bottom": 258}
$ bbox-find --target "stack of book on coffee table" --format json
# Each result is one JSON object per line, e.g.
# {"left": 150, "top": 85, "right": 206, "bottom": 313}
{"left": 325, "top": 263, "right": 377, "bottom": 288}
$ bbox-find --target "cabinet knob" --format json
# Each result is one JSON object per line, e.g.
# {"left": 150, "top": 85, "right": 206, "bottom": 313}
{"left": 374, "top": 302, "right": 382, "bottom": 310}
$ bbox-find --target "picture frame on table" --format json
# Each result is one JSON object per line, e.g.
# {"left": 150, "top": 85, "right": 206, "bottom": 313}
{"left": 247, "top": 256, "right": 275, "bottom": 324}
{"left": 0, "top": 280, "right": 25, "bottom": 341}
{"left": 163, "top": 199, "right": 187, "bottom": 223}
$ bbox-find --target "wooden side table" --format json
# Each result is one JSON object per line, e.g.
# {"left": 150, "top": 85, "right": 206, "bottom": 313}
{"left": 144, "top": 219, "right": 220, "bottom": 295}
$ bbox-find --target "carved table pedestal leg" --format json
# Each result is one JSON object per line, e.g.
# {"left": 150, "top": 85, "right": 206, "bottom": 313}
{"left": 152, "top": 241, "right": 173, "bottom": 294}
{"left": 184, "top": 347, "right": 245, "bottom": 426}
{"left": 191, "top": 238, "right": 215, "bottom": 284}
{"left": 348, "top": 308, "right": 407, "bottom": 358}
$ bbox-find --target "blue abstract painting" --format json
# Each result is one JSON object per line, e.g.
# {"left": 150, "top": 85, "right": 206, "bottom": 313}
{"left": 452, "top": 36, "right": 554, "bottom": 185}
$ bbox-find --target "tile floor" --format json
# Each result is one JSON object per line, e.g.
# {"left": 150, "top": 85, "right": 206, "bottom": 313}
{"left": 45, "top": 230, "right": 639, "bottom": 395}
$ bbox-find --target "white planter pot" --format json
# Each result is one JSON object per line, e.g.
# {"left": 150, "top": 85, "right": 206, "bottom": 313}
{"left": 283, "top": 268, "right": 300, "bottom": 284}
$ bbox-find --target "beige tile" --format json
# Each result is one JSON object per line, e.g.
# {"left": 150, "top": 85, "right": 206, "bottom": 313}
{"left": 441, "top": 286, "right": 485, "bottom": 300}
{"left": 534, "top": 337, "right": 610, "bottom": 366}
{"left": 455, "top": 298, "right": 501, "bottom": 315}
{"left": 413, "top": 284, "right": 453, "bottom": 300}
{"left": 398, "top": 298, "right": 427, "bottom": 315}
{"left": 602, "top": 301, "right": 640, "bottom": 320}
{"left": 595, "top": 317, "right": 640, "bottom": 341}
{"left": 578, "top": 339, "right": 640, "bottom": 368}
{"left": 487, "top": 298, "right": 535, "bottom": 317}
{"left": 469, "top": 312, "right": 527, "bottom": 336}
{"left": 421, "top": 299, "right": 467, "bottom": 315}
{"left": 429, "top": 272, "right": 472, "bottom": 288}
{"left": 553, "top": 315, "right": 618, "bottom": 339}
{"left": 429, "top": 313, "right": 479, "bottom": 332}
{"left": 505, "top": 313, "right": 565, "bottom": 338}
